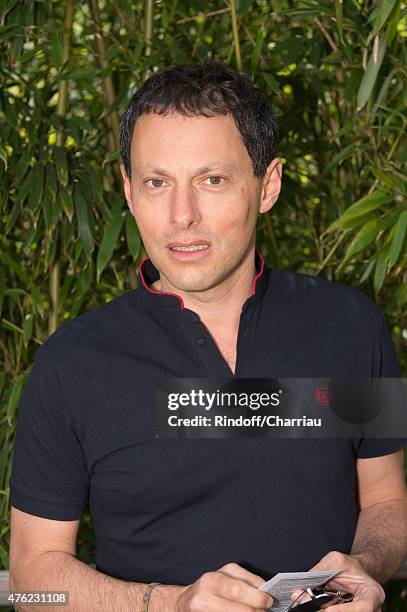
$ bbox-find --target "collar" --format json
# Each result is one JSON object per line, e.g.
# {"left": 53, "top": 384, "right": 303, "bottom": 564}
{"left": 138, "top": 249, "right": 269, "bottom": 317}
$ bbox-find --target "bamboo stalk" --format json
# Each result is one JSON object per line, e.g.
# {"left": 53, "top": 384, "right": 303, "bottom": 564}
{"left": 55, "top": 1, "right": 74, "bottom": 140}
{"left": 229, "top": 0, "right": 241, "bottom": 70}
{"left": 176, "top": 7, "right": 230, "bottom": 24}
{"left": 49, "top": 0, "right": 74, "bottom": 337}
{"left": 88, "top": 0, "right": 121, "bottom": 188}
{"left": 144, "top": 0, "right": 154, "bottom": 56}
{"left": 316, "top": 231, "right": 348, "bottom": 276}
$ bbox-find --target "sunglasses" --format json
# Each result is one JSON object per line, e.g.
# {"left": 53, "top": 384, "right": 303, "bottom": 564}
{"left": 283, "top": 585, "right": 354, "bottom": 611}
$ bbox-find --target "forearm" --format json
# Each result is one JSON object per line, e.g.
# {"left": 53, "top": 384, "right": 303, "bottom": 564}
{"left": 12, "top": 551, "right": 183, "bottom": 612}
{"left": 350, "top": 498, "right": 407, "bottom": 583}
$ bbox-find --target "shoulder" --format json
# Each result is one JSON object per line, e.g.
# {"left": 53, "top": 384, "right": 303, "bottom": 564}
{"left": 35, "top": 289, "right": 143, "bottom": 364}
{"left": 267, "top": 268, "right": 384, "bottom": 332}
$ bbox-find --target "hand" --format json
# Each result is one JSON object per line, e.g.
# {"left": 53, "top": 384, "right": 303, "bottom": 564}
{"left": 173, "top": 562, "right": 274, "bottom": 611}
{"left": 290, "top": 551, "right": 385, "bottom": 612}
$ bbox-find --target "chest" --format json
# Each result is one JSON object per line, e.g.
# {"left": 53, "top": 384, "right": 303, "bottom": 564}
{"left": 211, "top": 333, "right": 237, "bottom": 374}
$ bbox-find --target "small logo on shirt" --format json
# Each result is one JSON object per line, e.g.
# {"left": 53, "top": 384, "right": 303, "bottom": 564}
{"left": 314, "top": 386, "right": 332, "bottom": 406}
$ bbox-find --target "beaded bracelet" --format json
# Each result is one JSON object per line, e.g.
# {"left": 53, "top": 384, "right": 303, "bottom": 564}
{"left": 141, "top": 582, "right": 161, "bottom": 612}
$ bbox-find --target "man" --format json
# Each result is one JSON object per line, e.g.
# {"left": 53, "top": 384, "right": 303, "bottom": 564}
{"left": 9, "top": 62, "right": 407, "bottom": 611}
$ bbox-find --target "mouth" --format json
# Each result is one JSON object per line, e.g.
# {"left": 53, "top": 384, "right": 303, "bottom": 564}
{"left": 167, "top": 241, "right": 211, "bottom": 260}
{"left": 169, "top": 244, "right": 210, "bottom": 252}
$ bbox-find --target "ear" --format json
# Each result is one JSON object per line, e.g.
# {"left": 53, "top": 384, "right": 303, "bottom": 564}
{"left": 258, "top": 157, "right": 282, "bottom": 214}
{"left": 120, "top": 164, "right": 133, "bottom": 214}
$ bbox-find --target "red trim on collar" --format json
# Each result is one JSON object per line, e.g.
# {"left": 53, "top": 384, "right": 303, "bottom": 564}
{"left": 138, "top": 257, "right": 185, "bottom": 308}
{"left": 252, "top": 250, "right": 265, "bottom": 295}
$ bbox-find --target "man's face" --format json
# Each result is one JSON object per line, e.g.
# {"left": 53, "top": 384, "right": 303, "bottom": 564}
{"left": 122, "top": 111, "right": 280, "bottom": 293}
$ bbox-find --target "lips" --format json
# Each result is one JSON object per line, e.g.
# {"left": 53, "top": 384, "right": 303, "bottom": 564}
{"left": 167, "top": 240, "right": 212, "bottom": 259}
{"left": 167, "top": 240, "right": 211, "bottom": 248}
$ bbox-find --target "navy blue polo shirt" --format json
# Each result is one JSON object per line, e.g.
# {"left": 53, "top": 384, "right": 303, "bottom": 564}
{"left": 9, "top": 250, "right": 407, "bottom": 585}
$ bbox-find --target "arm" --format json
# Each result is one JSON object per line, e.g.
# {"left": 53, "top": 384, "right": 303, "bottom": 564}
{"left": 350, "top": 448, "right": 407, "bottom": 583}
{"left": 9, "top": 507, "right": 183, "bottom": 612}
{"left": 290, "top": 450, "right": 407, "bottom": 610}
{"left": 10, "top": 507, "right": 273, "bottom": 612}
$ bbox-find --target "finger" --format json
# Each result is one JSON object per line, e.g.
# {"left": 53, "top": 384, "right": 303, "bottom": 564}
{"left": 215, "top": 573, "right": 273, "bottom": 610}
{"left": 323, "top": 602, "right": 371, "bottom": 612}
{"left": 199, "top": 594, "right": 270, "bottom": 612}
{"left": 324, "top": 572, "right": 384, "bottom": 607}
{"left": 211, "top": 601, "right": 270, "bottom": 612}
{"left": 217, "top": 562, "right": 267, "bottom": 588}
{"left": 322, "top": 571, "right": 367, "bottom": 591}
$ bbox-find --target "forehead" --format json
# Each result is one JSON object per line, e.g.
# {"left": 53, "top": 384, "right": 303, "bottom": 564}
{"left": 130, "top": 111, "right": 250, "bottom": 170}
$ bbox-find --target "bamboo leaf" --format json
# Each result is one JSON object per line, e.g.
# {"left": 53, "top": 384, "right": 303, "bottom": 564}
{"left": 51, "top": 33, "right": 63, "bottom": 68}
{"left": 385, "top": 0, "right": 401, "bottom": 44}
{"left": 388, "top": 284, "right": 407, "bottom": 307}
{"left": 60, "top": 190, "right": 74, "bottom": 222}
{"left": 335, "top": 0, "right": 343, "bottom": 43}
{"left": 374, "top": 247, "right": 389, "bottom": 293}
{"left": 367, "top": 0, "right": 398, "bottom": 36}
{"left": 42, "top": 192, "right": 53, "bottom": 232}
{"left": 0, "top": 251, "right": 44, "bottom": 311}
{"left": 4, "top": 197, "right": 22, "bottom": 234}
{"left": 46, "top": 165, "right": 58, "bottom": 199}
{"left": 27, "top": 163, "right": 44, "bottom": 213}
{"left": 58, "top": 67, "right": 98, "bottom": 81}
{"left": 74, "top": 187, "right": 94, "bottom": 257}
{"left": 251, "top": 28, "right": 265, "bottom": 73}
{"left": 321, "top": 143, "right": 355, "bottom": 177}
{"left": 126, "top": 214, "right": 141, "bottom": 259}
{"left": 0, "top": 1, "right": 20, "bottom": 20}
{"left": 369, "top": 165, "right": 394, "bottom": 189}
{"left": 7, "top": 373, "right": 28, "bottom": 421}
{"left": 325, "top": 190, "right": 391, "bottom": 233}
{"left": 239, "top": 0, "right": 253, "bottom": 14}
{"left": 387, "top": 210, "right": 407, "bottom": 267}
{"left": 372, "top": 68, "right": 396, "bottom": 113}
{"left": 359, "top": 258, "right": 376, "bottom": 284}
{"left": 328, "top": 212, "right": 375, "bottom": 232}
{"left": 0, "top": 144, "right": 7, "bottom": 171}
{"left": 102, "top": 151, "right": 121, "bottom": 167}
{"left": 357, "top": 35, "right": 387, "bottom": 110}
{"left": 263, "top": 72, "right": 279, "bottom": 92}
{"left": 23, "top": 313, "right": 33, "bottom": 347}
{"left": 96, "top": 209, "right": 124, "bottom": 280}
{"left": 0, "top": 266, "right": 5, "bottom": 316}
{"left": 15, "top": 166, "right": 36, "bottom": 205}
{"left": 342, "top": 219, "right": 380, "bottom": 262}
{"left": 54, "top": 148, "right": 69, "bottom": 187}
{"left": 0, "top": 24, "right": 23, "bottom": 42}
{"left": 0, "top": 443, "right": 8, "bottom": 491}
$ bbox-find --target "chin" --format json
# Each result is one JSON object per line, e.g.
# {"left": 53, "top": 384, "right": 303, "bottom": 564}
{"left": 169, "top": 270, "right": 215, "bottom": 292}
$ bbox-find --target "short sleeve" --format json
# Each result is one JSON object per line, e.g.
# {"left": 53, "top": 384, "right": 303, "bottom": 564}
{"left": 355, "top": 312, "right": 407, "bottom": 458}
{"left": 9, "top": 345, "right": 89, "bottom": 520}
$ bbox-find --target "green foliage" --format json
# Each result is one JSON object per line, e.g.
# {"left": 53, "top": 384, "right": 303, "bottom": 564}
{"left": 1, "top": 0, "right": 406, "bottom": 604}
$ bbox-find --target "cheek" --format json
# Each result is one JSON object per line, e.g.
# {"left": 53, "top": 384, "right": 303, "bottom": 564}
{"left": 212, "top": 187, "right": 254, "bottom": 227}
{"left": 131, "top": 205, "right": 161, "bottom": 243}
{"left": 138, "top": 217, "right": 162, "bottom": 241}
{"left": 130, "top": 190, "right": 158, "bottom": 228}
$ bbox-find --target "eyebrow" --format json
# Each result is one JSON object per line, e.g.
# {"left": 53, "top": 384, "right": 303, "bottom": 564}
{"left": 138, "top": 163, "right": 236, "bottom": 176}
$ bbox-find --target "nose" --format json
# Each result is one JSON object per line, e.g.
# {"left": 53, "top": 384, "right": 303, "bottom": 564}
{"left": 169, "top": 183, "right": 202, "bottom": 230}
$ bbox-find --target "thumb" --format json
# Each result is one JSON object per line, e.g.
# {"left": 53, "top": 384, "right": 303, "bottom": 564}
{"left": 307, "top": 557, "right": 333, "bottom": 572}
{"left": 307, "top": 551, "right": 346, "bottom": 573}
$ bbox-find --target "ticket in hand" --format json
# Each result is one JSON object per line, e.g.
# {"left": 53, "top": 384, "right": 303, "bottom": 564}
{"left": 258, "top": 569, "right": 343, "bottom": 612}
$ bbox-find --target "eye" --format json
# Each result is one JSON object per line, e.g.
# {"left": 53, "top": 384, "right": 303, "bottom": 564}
{"left": 144, "top": 178, "right": 166, "bottom": 189}
{"left": 204, "top": 175, "right": 225, "bottom": 186}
